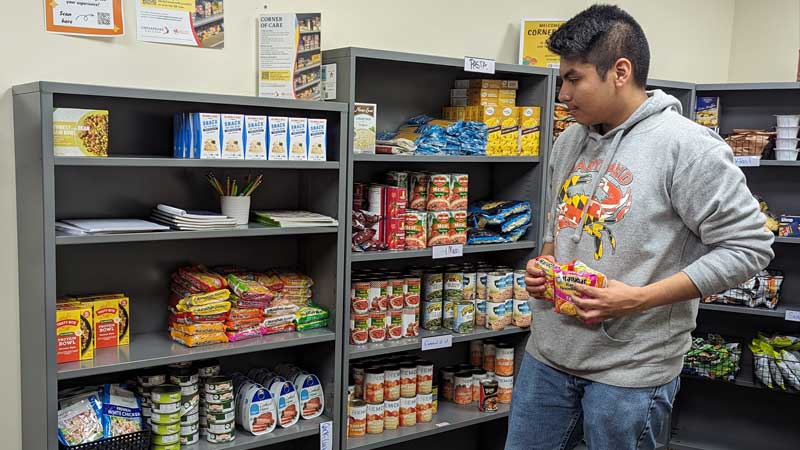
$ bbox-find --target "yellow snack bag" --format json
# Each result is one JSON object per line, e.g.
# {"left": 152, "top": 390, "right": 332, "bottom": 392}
{"left": 519, "top": 106, "right": 541, "bottom": 156}
{"left": 499, "top": 107, "right": 520, "bottom": 155}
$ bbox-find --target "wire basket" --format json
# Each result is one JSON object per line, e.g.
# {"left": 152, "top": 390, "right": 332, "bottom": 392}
{"left": 724, "top": 129, "right": 774, "bottom": 156}
{"left": 682, "top": 334, "right": 742, "bottom": 382}
{"left": 702, "top": 269, "right": 784, "bottom": 309}
{"left": 752, "top": 352, "right": 800, "bottom": 392}
{"left": 58, "top": 428, "right": 151, "bottom": 450}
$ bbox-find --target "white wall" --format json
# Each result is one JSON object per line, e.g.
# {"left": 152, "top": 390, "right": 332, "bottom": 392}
{"left": 0, "top": 1, "right": 760, "bottom": 448}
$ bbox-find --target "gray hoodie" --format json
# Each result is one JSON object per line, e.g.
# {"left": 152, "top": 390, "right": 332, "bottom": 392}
{"left": 527, "top": 90, "right": 774, "bottom": 388}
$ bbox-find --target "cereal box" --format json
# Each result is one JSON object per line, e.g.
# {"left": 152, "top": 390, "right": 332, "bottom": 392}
{"left": 244, "top": 115, "right": 267, "bottom": 160}
{"left": 498, "top": 89, "right": 517, "bottom": 99}
{"left": 451, "top": 97, "right": 468, "bottom": 107}
{"left": 454, "top": 79, "right": 518, "bottom": 90}
{"left": 268, "top": 116, "right": 289, "bottom": 160}
{"left": 498, "top": 98, "right": 516, "bottom": 106}
{"left": 221, "top": 114, "right": 245, "bottom": 160}
{"left": 191, "top": 113, "right": 221, "bottom": 159}
{"left": 353, "top": 103, "right": 377, "bottom": 154}
{"left": 53, "top": 108, "right": 109, "bottom": 157}
{"left": 519, "top": 107, "right": 541, "bottom": 156}
{"left": 694, "top": 97, "right": 720, "bottom": 131}
{"left": 468, "top": 89, "right": 499, "bottom": 99}
{"left": 288, "top": 117, "right": 308, "bottom": 161}
{"left": 499, "top": 107, "right": 520, "bottom": 155}
{"left": 56, "top": 304, "right": 94, "bottom": 363}
{"left": 307, "top": 118, "right": 327, "bottom": 161}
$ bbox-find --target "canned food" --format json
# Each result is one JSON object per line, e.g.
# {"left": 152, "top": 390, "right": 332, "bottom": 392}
{"left": 384, "top": 399, "right": 400, "bottom": 430}
{"left": 488, "top": 272, "right": 511, "bottom": 301}
{"left": 426, "top": 173, "right": 451, "bottom": 211}
{"left": 471, "top": 369, "right": 487, "bottom": 401}
{"left": 205, "top": 398, "right": 234, "bottom": 414}
{"left": 404, "top": 277, "right": 421, "bottom": 307}
{"left": 179, "top": 382, "right": 198, "bottom": 397}
{"left": 350, "top": 313, "right": 370, "bottom": 345}
{"left": 431, "top": 385, "right": 438, "bottom": 415}
{"left": 152, "top": 401, "right": 180, "bottom": 415}
{"left": 497, "top": 375, "right": 514, "bottom": 403}
{"left": 197, "top": 360, "right": 221, "bottom": 378}
{"left": 442, "top": 299, "right": 455, "bottom": 330}
{"left": 470, "top": 341, "right": 483, "bottom": 367}
{"left": 368, "top": 311, "right": 387, "bottom": 343}
{"left": 444, "top": 271, "right": 464, "bottom": 302}
{"left": 180, "top": 420, "right": 199, "bottom": 435}
{"left": 477, "top": 270, "right": 489, "bottom": 300}
{"left": 513, "top": 299, "right": 532, "bottom": 328}
{"left": 453, "top": 371, "right": 473, "bottom": 405}
{"left": 208, "top": 418, "right": 235, "bottom": 435}
{"left": 409, "top": 172, "right": 430, "bottom": 210}
{"left": 504, "top": 298, "right": 514, "bottom": 326}
{"left": 152, "top": 433, "right": 180, "bottom": 446}
{"left": 399, "top": 363, "right": 417, "bottom": 398}
{"left": 423, "top": 272, "right": 443, "bottom": 302}
{"left": 205, "top": 390, "right": 233, "bottom": 404}
{"left": 347, "top": 399, "right": 367, "bottom": 437}
{"left": 181, "top": 394, "right": 199, "bottom": 416}
{"left": 416, "top": 393, "right": 433, "bottom": 423}
{"left": 388, "top": 279, "right": 406, "bottom": 310}
{"left": 462, "top": 272, "right": 477, "bottom": 300}
{"left": 149, "top": 410, "right": 181, "bottom": 425}
{"left": 205, "top": 430, "right": 235, "bottom": 444}
{"left": 440, "top": 366, "right": 456, "bottom": 401}
{"left": 387, "top": 171, "right": 409, "bottom": 191}
{"left": 479, "top": 379, "right": 499, "bottom": 412}
{"left": 142, "top": 407, "right": 151, "bottom": 418}
{"left": 402, "top": 308, "right": 419, "bottom": 337}
{"left": 384, "top": 365, "right": 401, "bottom": 401}
{"left": 416, "top": 360, "right": 434, "bottom": 394}
{"left": 475, "top": 299, "right": 487, "bottom": 326}
{"left": 149, "top": 421, "right": 180, "bottom": 435}
{"left": 151, "top": 385, "right": 181, "bottom": 404}
{"left": 399, "top": 396, "right": 417, "bottom": 427}
{"left": 180, "top": 432, "right": 199, "bottom": 446}
{"left": 206, "top": 410, "right": 235, "bottom": 424}
{"left": 365, "top": 368, "right": 385, "bottom": 404}
{"left": 486, "top": 301, "right": 506, "bottom": 331}
{"left": 369, "top": 280, "right": 388, "bottom": 312}
{"left": 204, "top": 376, "right": 233, "bottom": 394}
{"left": 422, "top": 301, "right": 442, "bottom": 331}
{"left": 483, "top": 341, "right": 497, "bottom": 372}
{"left": 495, "top": 343, "right": 515, "bottom": 376}
{"left": 138, "top": 371, "right": 167, "bottom": 387}
{"left": 513, "top": 270, "right": 528, "bottom": 300}
{"left": 366, "top": 402, "right": 385, "bottom": 434}
{"left": 351, "top": 281, "right": 371, "bottom": 314}
{"left": 453, "top": 301, "right": 475, "bottom": 334}
{"left": 169, "top": 368, "right": 199, "bottom": 387}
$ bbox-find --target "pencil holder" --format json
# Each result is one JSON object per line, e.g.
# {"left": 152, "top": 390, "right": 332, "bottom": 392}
{"left": 221, "top": 196, "right": 251, "bottom": 225}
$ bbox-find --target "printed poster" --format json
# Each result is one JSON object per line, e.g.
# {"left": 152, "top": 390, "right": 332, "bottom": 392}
{"left": 136, "top": 0, "right": 224, "bottom": 49}
{"left": 258, "top": 13, "right": 322, "bottom": 100}
{"left": 519, "top": 18, "right": 565, "bottom": 68}
{"left": 44, "top": 0, "right": 124, "bottom": 36}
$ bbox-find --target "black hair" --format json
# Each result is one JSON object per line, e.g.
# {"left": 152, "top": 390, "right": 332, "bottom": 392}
{"left": 547, "top": 4, "right": 650, "bottom": 87}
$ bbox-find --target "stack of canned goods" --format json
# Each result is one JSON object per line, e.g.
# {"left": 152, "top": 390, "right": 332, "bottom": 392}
{"left": 169, "top": 363, "right": 202, "bottom": 446}
{"left": 347, "top": 355, "right": 438, "bottom": 438}
{"left": 350, "top": 271, "right": 421, "bottom": 345}
{"left": 134, "top": 369, "right": 179, "bottom": 450}
{"left": 439, "top": 340, "right": 517, "bottom": 412}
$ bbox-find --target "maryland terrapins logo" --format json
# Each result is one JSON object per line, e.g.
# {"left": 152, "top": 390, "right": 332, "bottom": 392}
{"left": 556, "top": 159, "right": 633, "bottom": 260}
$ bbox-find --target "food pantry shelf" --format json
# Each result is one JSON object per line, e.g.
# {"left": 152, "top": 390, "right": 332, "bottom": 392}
{"left": 57, "top": 328, "right": 335, "bottom": 380}
{"left": 350, "top": 241, "right": 537, "bottom": 262}
{"left": 193, "top": 13, "right": 224, "bottom": 28}
{"left": 55, "top": 224, "right": 338, "bottom": 245}
{"left": 698, "top": 303, "right": 788, "bottom": 318}
{"left": 774, "top": 236, "right": 800, "bottom": 244}
{"left": 197, "top": 415, "right": 331, "bottom": 450}
{"left": 296, "top": 63, "right": 322, "bottom": 74}
{"left": 54, "top": 156, "right": 340, "bottom": 169}
{"left": 348, "top": 326, "right": 530, "bottom": 359}
{"left": 346, "top": 402, "right": 510, "bottom": 450}
{"left": 758, "top": 160, "right": 800, "bottom": 167}
{"left": 352, "top": 154, "right": 540, "bottom": 163}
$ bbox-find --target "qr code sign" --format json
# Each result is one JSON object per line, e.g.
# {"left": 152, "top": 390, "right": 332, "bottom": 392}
{"left": 97, "top": 12, "right": 111, "bottom": 25}
{"left": 142, "top": 0, "right": 157, "bottom": 5}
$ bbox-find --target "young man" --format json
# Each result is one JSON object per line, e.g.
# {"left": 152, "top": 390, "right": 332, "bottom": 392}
{"left": 506, "top": 5, "right": 774, "bottom": 450}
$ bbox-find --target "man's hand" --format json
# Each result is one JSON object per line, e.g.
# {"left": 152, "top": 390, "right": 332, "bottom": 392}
{"left": 525, "top": 255, "right": 554, "bottom": 298}
{"left": 571, "top": 280, "right": 649, "bottom": 322}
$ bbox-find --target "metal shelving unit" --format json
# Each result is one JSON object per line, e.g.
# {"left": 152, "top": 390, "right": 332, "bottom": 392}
{"left": 324, "top": 47, "right": 554, "bottom": 450}
{"left": 13, "top": 82, "right": 348, "bottom": 450}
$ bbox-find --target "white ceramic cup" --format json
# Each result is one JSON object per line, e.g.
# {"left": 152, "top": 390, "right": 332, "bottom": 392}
{"left": 220, "top": 196, "right": 251, "bottom": 225}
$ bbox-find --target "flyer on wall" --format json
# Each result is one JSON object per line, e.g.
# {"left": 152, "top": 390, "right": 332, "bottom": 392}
{"left": 518, "top": 18, "right": 565, "bottom": 68}
{"left": 44, "top": 0, "right": 124, "bottom": 36}
{"left": 136, "top": 0, "right": 224, "bottom": 49}
{"left": 258, "top": 13, "right": 322, "bottom": 100}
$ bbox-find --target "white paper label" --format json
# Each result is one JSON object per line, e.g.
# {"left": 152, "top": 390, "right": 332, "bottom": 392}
{"left": 435, "top": 422, "right": 451, "bottom": 427}
{"left": 319, "top": 420, "right": 333, "bottom": 450}
{"left": 421, "top": 334, "right": 452, "bottom": 351}
{"left": 464, "top": 56, "right": 495, "bottom": 74}
{"left": 734, "top": 156, "right": 760, "bottom": 167}
{"left": 432, "top": 244, "right": 463, "bottom": 259}
{"left": 785, "top": 310, "right": 800, "bottom": 322}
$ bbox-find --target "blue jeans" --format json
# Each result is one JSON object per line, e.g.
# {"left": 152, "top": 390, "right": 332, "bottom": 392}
{"left": 505, "top": 353, "right": 679, "bottom": 450}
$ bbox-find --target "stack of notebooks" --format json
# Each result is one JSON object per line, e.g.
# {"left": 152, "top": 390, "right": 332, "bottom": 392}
{"left": 150, "top": 204, "right": 238, "bottom": 231}
{"left": 252, "top": 210, "right": 338, "bottom": 227}
{"left": 56, "top": 219, "right": 170, "bottom": 235}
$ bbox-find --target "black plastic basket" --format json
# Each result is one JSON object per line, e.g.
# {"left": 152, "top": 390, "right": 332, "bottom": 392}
{"left": 752, "top": 352, "right": 800, "bottom": 392}
{"left": 59, "top": 428, "right": 151, "bottom": 450}
{"left": 681, "top": 334, "right": 742, "bottom": 382}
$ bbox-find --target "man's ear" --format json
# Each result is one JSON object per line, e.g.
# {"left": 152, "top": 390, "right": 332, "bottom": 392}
{"left": 613, "top": 57, "right": 634, "bottom": 87}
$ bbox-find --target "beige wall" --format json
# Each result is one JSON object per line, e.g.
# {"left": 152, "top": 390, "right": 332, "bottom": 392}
{"left": 0, "top": 0, "right": 788, "bottom": 448}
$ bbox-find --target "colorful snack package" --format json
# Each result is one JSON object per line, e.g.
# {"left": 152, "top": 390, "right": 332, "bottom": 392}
{"left": 226, "top": 326, "right": 263, "bottom": 342}
{"left": 294, "top": 305, "right": 329, "bottom": 324}
{"left": 296, "top": 319, "right": 329, "bottom": 331}
{"left": 169, "top": 311, "right": 228, "bottom": 324}
{"left": 170, "top": 322, "right": 226, "bottom": 335}
{"left": 532, "top": 257, "right": 558, "bottom": 301}
{"left": 264, "top": 304, "right": 300, "bottom": 316}
{"left": 177, "top": 266, "right": 228, "bottom": 292}
{"left": 57, "top": 395, "right": 104, "bottom": 446}
{"left": 263, "top": 323, "right": 297, "bottom": 335}
{"left": 228, "top": 307, "right": 264, "bottom": 321}
{"left": 228, "top": 274, "right": 276, "bottom": 303}
{"left": 170, "top": 329, "right": 228, "bottom": 347}
{"left": 225, "top": 317, "right": 264, "bottom": 331}
{"left": 175, "top": 301, "right": 231, "bottom": 315}
{"left": 174, "top": 289, "right": 231, "bottom": 308}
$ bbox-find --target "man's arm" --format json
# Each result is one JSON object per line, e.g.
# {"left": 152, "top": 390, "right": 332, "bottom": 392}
{"left": 541, "top": 242, "right": 554, "bottom": 257}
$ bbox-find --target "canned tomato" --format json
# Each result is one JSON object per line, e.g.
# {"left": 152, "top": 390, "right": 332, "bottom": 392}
{"left": 416, "top": 392, "right": 433, "bottom": 423}
{"left": 475, "top": 299, "right": 487, "bottom": 327}
{"left": 486, "top": 301, "right": 506, "bottom": 331}
{"left": 483, "top": 341, "right": 497, "bottom": 372}
{"left": 350, "top": 313, "right": 370, "bottom": 345}
{"left": 470, "top": 341, "right": 483, "bottom": 368}
{"left": 442, "top": 299, "right": 455, "bottom": 330}
{"left": 347, "top": 399, "right": 367, "bottom": 437}
{"left": 471, "top": 369, "right": 487, "bottom": 401}
{"left": 416, "top": 360, "right": 434, "bottom": 394}
{"left": 404, "top": 277, "right": 421, "bottom": 307}
{"left": 389, "top": 279, "right": 406, "bottom": 310}
{"left": 399, "top": 396, "right": 417, "bottom": 427}
{"left": 384, "top": 365, "right": 401, "bottom": 401}
{"left": 462, "top": 271, "right": 476, "bottom": 300}
{"left": 423, "top": 272, "right": 443, "bottom": 302}
{"left": 369, "top": 280, "right": 388, "bottom": 312}
{"left": 513, "top": 270, "right": 528, "bottom": 300}
{"left": 386, "top": 310, "right": 403, "bottom": 340}
{"left": 453, "top": 372, "right": 473, "bottom": 405}
{"left": 384, "top": 399, "right": 399, "bottom": 430}
{"left": 366, "top": 402, "right": 385, "bottom": 434}
{"left": 351, "top": 363, "right": 366, "bottom": 400}
{"left": 496, "top": 343, "right": 515, "bottom": 376}
{"left": 453, "top": 301, "right": 475, "bottom": 334}
{"left": 364, "top": 368, "right": 385, "bottom": 404}
{"left": 402, "top": 308, "right": 419, "bottom": 337}
{"left": 479, "top": 379, "right": 499, "bottom": 412}
{"left": 513, "top": 299, "right": 532, "bottom": 328}
{"left": 497, "top": 375, "right": 514, "bottom": 403}
{"left": 351, "top": 281, "right": 371, "bottom": 314}
{"left": 422, "top": 301, "right": 442, "bottom": 331}
{"left": 368, "top": 311, "right": 387, "bottom": 343}
{"left": 487, "top": 272, "right": 510, "bottom": 301}
{"left": 399, "top": 363, "right": 417, "bottom": 398}
{"left": 477, "top": 270, "right": 489, "bottom": 300}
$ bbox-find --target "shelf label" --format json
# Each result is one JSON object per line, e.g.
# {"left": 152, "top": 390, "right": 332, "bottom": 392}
{"left": 734, "top": 156, "right": 760, "bottom": 167}
{"left": 319, "top": 420, "right": 333, "bottom": 450}
{"left": 421, "top": 334, "right": 452, "bottom": 351}
{"left": 435, "top": 422, "right": 451, "bottom": 427}
{"left": 464, "top": 56, "right": 495, "bottom": 74}
{"left": 785, "top": 310, "right": 800, "bottom": 322}
{"left": 432, "top": 244, "right": 463, "bottom": 259}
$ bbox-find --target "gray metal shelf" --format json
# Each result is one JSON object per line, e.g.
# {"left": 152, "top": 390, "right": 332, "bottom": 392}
{"left": 54, "top": 156, "right": 340, "bottom": 169}
{"left": 193, "top": 13, "right": 224, "bottom": 28}
{"left": 197, "top": 415, "right": 330, "bottom": 450}
{"left": 698, "top": 302, "right": 788, "bottom": 318}
{"left": 57, "top": 328, "right": 336, "bottom": 380}
{"left": 353, "top": 154, "right": 540, "bottom": 163}
{"left": 758, "top": 160, "right": 800, "bottom": 167}
{"left": 695, "top": 82, "right": 800, "bottom": 91}
{"left": 348, "top": 326, "right": 530, "bottom": 359}
{"left": 56, "top": 224, "right": 338, "bottom": 245}
{"left": 775, "top": 236, "right": 800, "bottom": 244}
{"left": 346, "top": 402, "right": 510, "bottom": 450}
{"left": 350, "top": 241, "right": 537, "bottom": 262}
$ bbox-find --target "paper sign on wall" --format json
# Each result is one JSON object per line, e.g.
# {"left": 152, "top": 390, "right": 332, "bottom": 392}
{"left": 44, "top": 0, "right": 124, "bottom": 36}
{"left": 258, "top": 13, "right": 322, "bottom": 100}
{"left": 136, "top": 0, "right": 225, "bottom": 49}
{"left": 518, "top": 18, "right": 564, "bottom": 67}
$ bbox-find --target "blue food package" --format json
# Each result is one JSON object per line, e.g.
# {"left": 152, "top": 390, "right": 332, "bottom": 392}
{"left": 57, "top": 395, "right": 104, "bottom": 446}
{"left": 191, "top": 113, "right": 222, "bottom": 159}
{"left": 100, "top": 384, "right": 142, "bottom": 437}
{"left": 778, "top": 215, "right": 800, "bottom": 237}
{"left": 500, "top": 211, "right": 532, "bottom": 233}
{"left": 467, "top": 229, "right": 507, "bottom": 245}
{"left": 469, "top": 200, "right": 531, "bottom": 227}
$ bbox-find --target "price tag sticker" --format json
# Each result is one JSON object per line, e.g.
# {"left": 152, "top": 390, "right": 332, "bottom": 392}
{"left": 785, "top": 310, "right": 800, "bottom": 322}
{"left": 421, "top": 334, "right": 452, "bottom": 351}
{"left": 734, "top": 156, "right": 760, "bottom": 167}
{"left": 432, "top": 244, "right": 463, "bottom": 259}
{"left": 319, "top": 420, "right": 333, "bottom": 450}
{"left": 464, "top": 56, "right": 495, "bottom": 74}
{"left": 435, "top": 422, "right": 451, "bottom": 428}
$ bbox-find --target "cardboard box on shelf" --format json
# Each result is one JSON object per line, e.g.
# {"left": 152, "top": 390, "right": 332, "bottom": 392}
{"left": 519, "top": 106, "right": 541, "bottom": 156}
